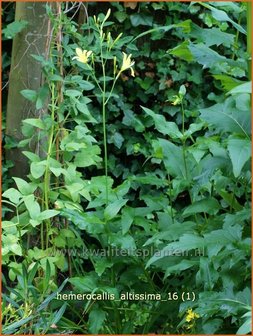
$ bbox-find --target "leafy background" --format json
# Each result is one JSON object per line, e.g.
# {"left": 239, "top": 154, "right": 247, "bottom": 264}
{"left": 2, "top": 1, "right": 251, "bottom": 334}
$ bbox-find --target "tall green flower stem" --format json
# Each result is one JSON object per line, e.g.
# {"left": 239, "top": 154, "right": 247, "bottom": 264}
{"left": 79, "top": 11, "right": 135, "bottom": 206}
{"left": 43, "top": 82, "right": 56, "bottom": 250}
{"left": 247, "top": 1, "right": 252, "bottom": 80}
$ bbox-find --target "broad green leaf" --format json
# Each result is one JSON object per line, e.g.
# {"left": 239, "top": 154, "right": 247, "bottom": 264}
{"left": 165, "top": 260, "right": 199, "bottom": 278}
{"left": 199, "top": 97, "right": 251, "bottom": 136}
{"left": 69, "top": 275, "right": 98, "bottom": 292}
{"left": 79, "top": 80, "right": 95, "bottom": 91}
{"left": 218, "top": 189, "right": 243, "bottom": 211}
{"left": 197, "top": 2, "right": 246, "bottom": 34}
{"left": 213, "top": 75, "right": 244, "bottom": 92}
{"left": 22, "top": 151, "right": 40, "bottom": 162}
{"left": 133, "top": 20, "right": 192, "bottom": 42}
{"left": 2, "top": 188, "right": 22, "bottom": 204}
{"left": 121, "top": 207, "right": 134, "bottom": 235}
{"left": 65, "top": 89, "right": 82, "bottom": 98}
{"left": 188, "top": 43, "right": 228, "bottom": 69}
{"left": 227, "top": 138, "right": 251, "bottom": 177}
{"left": 156, "top": 139, "right": 186, "bottom": 178}
{"left": 20, "top": 89, "right": 37, "bottom": 102}
{"left": 183, "top": 198, "right": 220, "bottom": 217}
{"left": 141, "top": 106, "right": 182, "bottom": 139}
{"left": 228, "top": 81, "right": 252, "bottom": 95}
{"left": 23, "top": 195, "right": 41, "bottom": 220}
{"left": 237, "top": 318, "right": 251, "bottom": 335}
{"left": 130, "top": 13, "right": 153, "bottom": 27}
{"left": 22, "top": 118, "right": 45, "bottom": 129}
{"left": 38, "top": 210, "right": 60, "bottom": 221}
{"left": 13, "top": 177, "right": 37, "bottom": 195}
{"left": 31, "top": 161, "right": 46, "bottom": 179}
{"left": 146, "top": 234, "right": 205, "bottom": 267}
{"left": 104, "top": 199, "right": 128, "bottom": 221}
{"left": 191, "top": 25, "right": 235, "bottom": 47}
{"left": 61, "top": 209, "right": 105, "bottom": 234}
{"left": 88, "top": 309, "right": 106, "bottom": 334}
{"left": 169, "top": 41, "right": 194, "bottom": 62}
{"left": 36, "top": 85, "right": 49, "bottom": 110}
{"left": 94, "top": 259, "right": 113, "bottom": 276}
{"left": 74, "top": 146, "right": 102, "bottom": 167}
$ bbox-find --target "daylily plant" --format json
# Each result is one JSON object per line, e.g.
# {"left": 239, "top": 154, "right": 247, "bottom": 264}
{"left": 72, "top": 10, "right": 135, "bottom": 206}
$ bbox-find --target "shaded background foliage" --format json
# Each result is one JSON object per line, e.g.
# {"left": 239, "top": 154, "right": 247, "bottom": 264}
{"left": 1, "top": 2, "right": 251, "bottom": 335}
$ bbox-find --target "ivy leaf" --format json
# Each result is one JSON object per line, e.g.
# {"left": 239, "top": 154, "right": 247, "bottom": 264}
{"left": 130, "top": 13, "right": 153, "bottom": 27}
{"left": 114, "top": 11, "right": 128, "bottom": 23}
{"left": 227, "top": 138, "right": 251, "bottom": 177}
{"left": 2, "top": 20, "right": 28, "bottom": 39}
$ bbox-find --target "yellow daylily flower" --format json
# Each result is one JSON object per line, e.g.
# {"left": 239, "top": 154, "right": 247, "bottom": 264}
{"left": 72, "top": 48, "right": 92, "bottom": 64}
{"left": 120, "top": 52, "right": 135, "bottom": 77}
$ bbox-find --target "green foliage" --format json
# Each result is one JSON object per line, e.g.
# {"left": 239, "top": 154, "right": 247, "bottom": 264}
{"left": 2, "top": 2, "right": 251, "bottom": 334}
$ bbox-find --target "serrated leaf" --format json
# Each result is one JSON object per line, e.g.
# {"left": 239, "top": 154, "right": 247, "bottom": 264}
{"left": 146, "top": 234, "right": 205, "bottom": 267}
{"left": 104, "top": 199, "right": 128, "bottom": 221}
{"left": 141, "top": 106, "right": 182, "bottom": 139}
{"left": 183, "top": 198, "right": 220, "bottom": 216}
{"left": 227, "top": 138, "right": 251, "bottom": 177}
{"left": 199, "top": 97, "right": 250, "bottom": 136}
